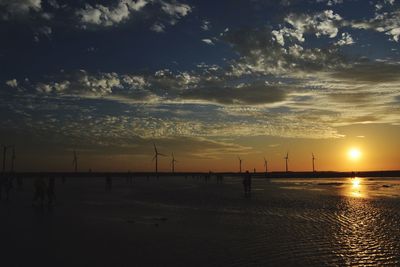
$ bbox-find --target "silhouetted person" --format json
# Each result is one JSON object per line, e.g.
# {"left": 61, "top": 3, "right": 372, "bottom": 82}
{"left": 17, "top": 175, "right": 23, "bottom": 190}
{"left": 33, "top": 176, "right": 46, "bottom": 206}
{"left": 247, "top": 171, "right": 252, "bottom": 196}
{"left": 243, "top": 171, "right": 252, "bottom": 198}
{"left": 126, "top": 173, "right": 133, "bottom": 184}
{"left": 242, "top": 172, "right": 247, "bottom": 196}
{"left": 106, "top": 175, "right": 112, "bottom": 192}
{"left": 205, "top": 172, "right": 212, "bottom": 183}
{"left": 217, "top": 174, "right": 223, "bottom": 184}
{"left": 47, "top": 177, "right": 56, "bottom": 205}
{"left": 0, "top": 175, "right": 9, "bottom": 200}
{"left": 4, "top": 176, "right": 12, "bottom": 200}
{"left": 0, "top": 174, "right": 4, "bottom": 200}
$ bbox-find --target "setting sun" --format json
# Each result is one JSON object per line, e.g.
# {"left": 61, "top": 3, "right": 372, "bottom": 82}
{"left": 348, "top": 148, "right": 362, "bottom": 160}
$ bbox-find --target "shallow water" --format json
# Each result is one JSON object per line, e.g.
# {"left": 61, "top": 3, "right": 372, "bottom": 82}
{"left": 1, "top": 176, "right": 400, "bottom": 266}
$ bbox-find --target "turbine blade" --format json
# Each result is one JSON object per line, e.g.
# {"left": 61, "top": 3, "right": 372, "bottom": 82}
{"left": 153, "top": 143, "right": 157, "bottom": 153}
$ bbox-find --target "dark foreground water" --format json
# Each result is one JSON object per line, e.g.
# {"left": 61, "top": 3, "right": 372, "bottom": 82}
{"left": 1, "top": 176, "right": 400, "bottom": 266}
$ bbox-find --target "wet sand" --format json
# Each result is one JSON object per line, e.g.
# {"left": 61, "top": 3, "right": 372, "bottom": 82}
{"left": 1, "top": 176, "right": 400, "bottom": 266}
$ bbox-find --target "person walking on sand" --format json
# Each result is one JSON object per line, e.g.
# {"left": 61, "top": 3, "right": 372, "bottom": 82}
{"left": 243, "top": 171, "right": 252, "bottom": 198}
{"left": 106, "top": 175, "right": 112, "bottom": 192}
{"left": 4, "top": 176, "right": 13, "bottom": 200}
{"left": 0, "top": 174, "right": 4, "bottom": 200}
{"left": 242, "top": 171, "right": 248, "bottom": 197}
{"left": 217, "top": 174, "right": 223, "bottom": 184}
{"left": 247, "top": 171, "right": 252, "bottom": 197}
{"left": 47, "top": 176, "right": 56, "bottom": 205}
{"left": 17, "top": 175, "right": 23, "bottom": 190}
{"left": 33, "top": 176, "right": 46, "bottom": 206}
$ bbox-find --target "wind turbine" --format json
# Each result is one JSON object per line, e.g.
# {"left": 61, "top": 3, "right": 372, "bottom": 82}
{"left": 264, "top": 157, "right": 268, "bottom": 173}
{"left": 312, "top": 153, "right": 316, "bottom": 172}
{"left": 72, "top": 150, "right": 78, "bottom": 173}
{"left": 284, "top": 152, "right": 289, "bottom": 172}
{"left": 238, "top": 156, "right": 242, "bottom": 173}
{"left": 171, "top": 153, "right": 178, "bottom": 173}
{"left": 153, "top": 143, "right": 166, "bottom": 177}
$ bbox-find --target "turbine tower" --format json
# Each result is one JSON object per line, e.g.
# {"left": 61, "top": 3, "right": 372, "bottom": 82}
{"left": 72, "top": 150, "right": 78, "bottom": 173}
{"left": 312, "top": 153, "right": 316, "bottom": 172}
{"left": 153, "top": 143, "right": 166, "bottom": 176}
{"left": 171, "top": 153, "right": 178, "bottom": 173}
{"left": 284, "top": 152, "right": 289, "bottom": 172}
{"left": 238, "top": 156, "right": 242, "bottom": 173}
{"left": 264, "top": 157, "right": 268, "bottom": 173}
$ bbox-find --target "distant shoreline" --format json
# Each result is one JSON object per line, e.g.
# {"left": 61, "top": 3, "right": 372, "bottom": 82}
{"left": 6, "top": 170, "right": 400, "bottom": 178}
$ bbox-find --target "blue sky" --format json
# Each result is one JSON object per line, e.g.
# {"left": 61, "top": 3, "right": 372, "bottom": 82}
{"left": 1, "top": 0, "right": 400, "bottom": 171}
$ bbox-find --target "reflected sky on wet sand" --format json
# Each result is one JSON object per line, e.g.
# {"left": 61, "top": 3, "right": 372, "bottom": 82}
{"left": 271, "top": 177, "right": 400, "bottom": 199}
{"left": 2, "top": 176, "right": 400, "bottom": 266}
{"left": 267, "top": 177, "right": 400, "bottom": 265}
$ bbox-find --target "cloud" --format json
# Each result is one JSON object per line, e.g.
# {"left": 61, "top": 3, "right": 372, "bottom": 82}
{"left": 180, "top": 82, "right": 287, "bottom": 105}
{"left": 350, "top": 8, "right": 400, "bottom": 42}
{"left": 4, "top": 59, "right": 400, "bottom": 144}
{"left": 316, "top": 0, "right": 343, "bottom": 6}
{"left": 334, "top": 32, "right": 354, "bottom": 46}
{"left": 150, "top": 22, "right": 165, "bottom": 32}
{"left": 283, "top": 10, "right": 343, "bottom": 41}
{"left": 269, "top": 10, "right": 345, "bottom": 48}
{"left": 201, "top": 38, "right": 214, "bottom": 45}
{"left": 5, "top": 79, "right": 18, "bottom": 88}
{"left": 201, "top": 19, "right": 211, "bottom": 31}
{"left": 36, "top": 80, "right": 70, "bottom": 93}
{"left": 47, "top": 0, "right": 59, "bottom": 9}
{"left": 0, "top": 0, "right": 41, "bottom": 19}
{"left": 160, "top": 1, "right": 191, "bottom": 18}
{"left": 76, "top": 0, "right": 148, "bottom": 28}
{"left": 329, "top": 62, "right": 400, "bottom": 83}
{"left": 33, "top": 25, "right": 52, "bottom": 41}
{"left": 75, "top": 0, "right": 192, "bottom": 31}
{"left": 223, "top": 27, "right": 347, "bottom": 76}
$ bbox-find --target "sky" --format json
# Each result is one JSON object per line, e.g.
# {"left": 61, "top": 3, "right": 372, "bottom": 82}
{"left": 1, "top": 0, "right": 400, "bottom": 172}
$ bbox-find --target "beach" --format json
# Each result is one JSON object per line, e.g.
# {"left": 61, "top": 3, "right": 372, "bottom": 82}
{"left": 1, "top": 175, "right": 400, "bottom": 266}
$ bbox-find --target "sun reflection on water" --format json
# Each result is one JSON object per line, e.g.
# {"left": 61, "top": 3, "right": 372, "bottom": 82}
{"left": 348, "top": 177, "right": 364, "bottom": 198}
{"left": 352, "top": 178, "right": 360, "bottom": 188}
